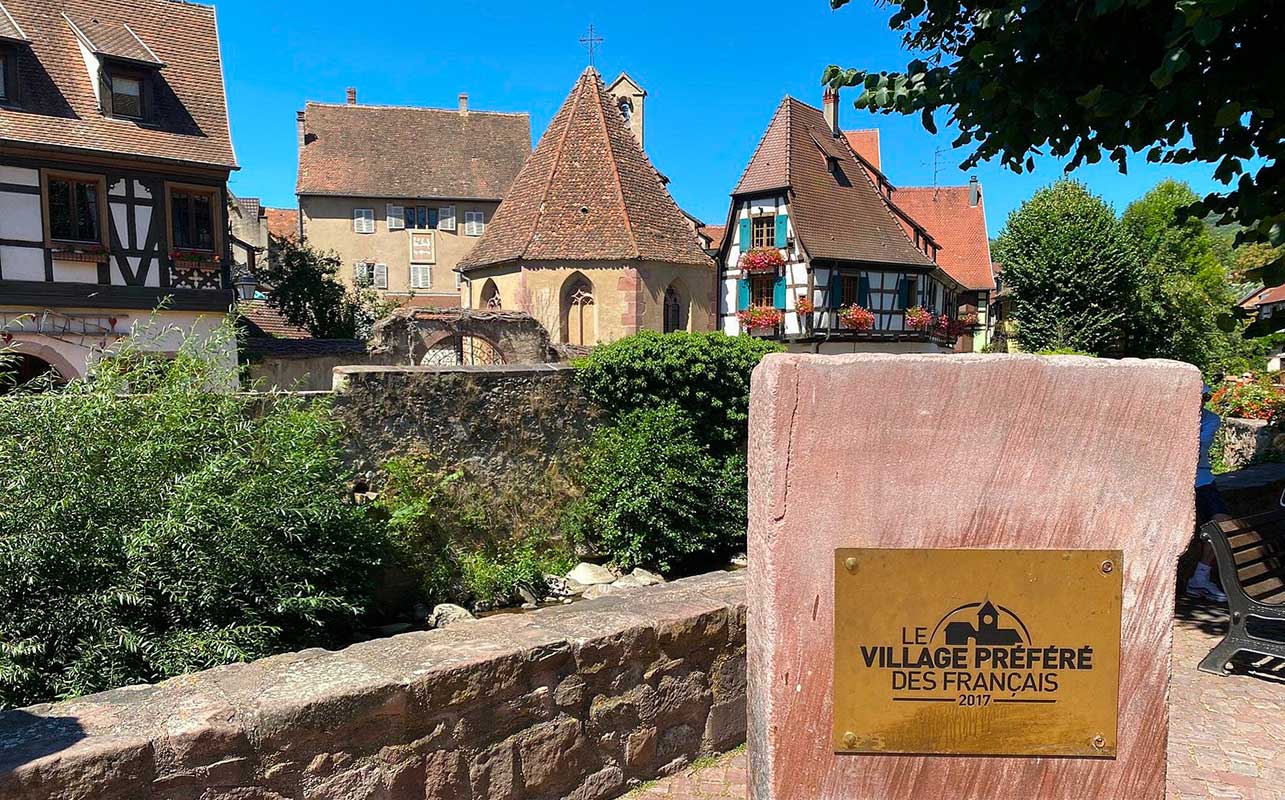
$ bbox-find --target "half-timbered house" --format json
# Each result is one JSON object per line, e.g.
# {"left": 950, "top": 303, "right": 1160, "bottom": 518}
{"left": 0, "top": 0, "right": 238, "bottom": 385}
{"left": 716, "top": 90, "right": 967, "bottom": 353}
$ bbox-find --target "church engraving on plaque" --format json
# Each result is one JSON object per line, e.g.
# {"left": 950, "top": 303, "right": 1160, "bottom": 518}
{"left": 833, "top": 549, "right": 1123, "bottom": 757}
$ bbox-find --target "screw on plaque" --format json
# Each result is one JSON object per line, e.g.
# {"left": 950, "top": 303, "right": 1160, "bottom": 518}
{"left": 844, "top": 557, "right": 858, "bottom": 573}
{"left": 1091, "top": 734, "right": 1106, "bottom": 749}
{"left": 843, "top": 732, "right": 857, "bottom": 748}
{"left": 1100, "top": 560, "right": 1114, "bottom": 575}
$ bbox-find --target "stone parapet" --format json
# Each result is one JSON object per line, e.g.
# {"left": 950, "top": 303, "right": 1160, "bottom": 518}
{"left": 0, "top": 571, "right": 747, "bottom": 800}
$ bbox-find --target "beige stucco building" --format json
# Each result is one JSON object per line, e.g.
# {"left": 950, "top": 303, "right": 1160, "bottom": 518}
{"left": 295, "top": 90, "right": 531, "bottom": 308}
{"left": 457, "top": 69, "right": 715, "bottom": 345}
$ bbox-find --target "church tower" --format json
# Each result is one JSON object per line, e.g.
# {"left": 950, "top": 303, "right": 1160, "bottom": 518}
{"left": 607, "top": 72, "right": 647, "bottom": 149}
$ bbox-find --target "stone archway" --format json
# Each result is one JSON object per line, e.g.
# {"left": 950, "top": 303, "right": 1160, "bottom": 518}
{"left": 480, "top": 279, "right": 502, "bottom": 310}
{"left": 0, "top": 352, "right": 67, "bottom": 393}
{"left": 560, "top": 273, "right": 596, "bottom": 346}
{"left": 663, "top": 280, "right": 689, "bottom": 334}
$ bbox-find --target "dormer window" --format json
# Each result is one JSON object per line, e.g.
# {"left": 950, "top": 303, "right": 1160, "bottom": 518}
{"left": 0, "top": 45, "right": 15, "bottom": 104}
{"left": 107, "top": 69, "right": 144, "bottom": 118}
{"left": 826, "top": 155, "right": 839, "bottom": 174}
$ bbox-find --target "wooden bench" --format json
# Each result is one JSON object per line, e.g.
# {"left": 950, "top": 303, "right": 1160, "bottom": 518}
{"left": 1197, "top": 508, "right": 1285, "bottom": 674}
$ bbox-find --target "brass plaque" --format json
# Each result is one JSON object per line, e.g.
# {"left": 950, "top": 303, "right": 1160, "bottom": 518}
{"left": 833, "top": 549, "right": 1122, "bottom": 757}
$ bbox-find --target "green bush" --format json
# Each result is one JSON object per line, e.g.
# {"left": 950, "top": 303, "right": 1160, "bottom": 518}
{"left": 574, "top": 331, "right": 784, "bottom": 455}
{"left": 567, "top": 406, "right": 746, "bottom": 572}
{"left": 377, "top": 457, "right": 576, "bottom": 608}
{"left": 0, "top": 322, "right": 382, "bottom": 709}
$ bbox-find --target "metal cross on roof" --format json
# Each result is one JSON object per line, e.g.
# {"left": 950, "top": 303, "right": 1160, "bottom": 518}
{"left": 580, "top": 24, "right": 604, "bottom": 67}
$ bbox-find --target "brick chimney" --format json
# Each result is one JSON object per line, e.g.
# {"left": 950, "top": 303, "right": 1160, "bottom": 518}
{"left": 296, "top": 110, "right": 305, "bottom": 150}
{"left": 458, "top": 93, "right": 469, "bottom": 116}
{"left": 969, "top": 175, "right": 981, "bottom": 207}
{"left": 823, "top": 87, "right": 840, "bottom": 136}
{"left": 346, "top": 87, "right": 357, "bottom": 105}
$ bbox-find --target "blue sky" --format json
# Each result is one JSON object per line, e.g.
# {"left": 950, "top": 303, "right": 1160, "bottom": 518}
{"left": 217, "top": 0, "right": 1224, "bottom": 237}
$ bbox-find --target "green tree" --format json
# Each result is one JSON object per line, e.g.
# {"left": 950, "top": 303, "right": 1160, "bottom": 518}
{"left": 993, "top": 181, "right": 1139, "bottom": 354}
{"left": 1122, "top": 180, "right": 1241, "bottom": 372}
{"left": 824, "top": 1, "right": 1285, "bottom": 281}
{"left": 259, "top": 236, "right": 395, "bottom": 339}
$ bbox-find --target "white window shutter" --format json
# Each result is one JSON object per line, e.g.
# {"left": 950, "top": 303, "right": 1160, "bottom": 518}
{"left": 354, "top": 262, "right": 370, "bottom": 284}
{"left": 387, "top": 204, "right": 404, "bottom": 230}
{"left": 411, "top": 264, "right": 430, "bottom": 289}
{"left": 374, "top": 263, "right": 388, "bottom": 289}
{"left": 353, "top": 208, "right": 374, "bottom": 234}
{"left": 440, "top": 205, "right": 456, "bottom": 231}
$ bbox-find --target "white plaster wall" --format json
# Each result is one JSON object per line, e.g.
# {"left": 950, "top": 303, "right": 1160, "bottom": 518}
{"left": 0, "top": 246, "right": 44, "bottom": 280}
{"left": 51, "top": 260, "right": 97, "bottom": 283}
{"left": 0, "top": 166, "right": 39, "bottom": 186}
{"left": 0, "top": 190, "right": 41, "bottom": 241}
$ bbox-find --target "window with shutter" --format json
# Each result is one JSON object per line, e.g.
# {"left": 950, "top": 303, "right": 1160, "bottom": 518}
{"left": 464, "top": 211, "right": 485, "bottom": 237}
{"left": 353, "top": 208, "right": 375, "bottom": 234}
{"left": 410, "top": 264, "right": 431, "bottom": 289}
{"left": 374, "top": 263, "right": 388, "bottom": 290}
{"left": 354, "top": 262, "right": 372, "bottom": 285}
{"left": 387, "top": 204, "right": 404, "bottom": 230}
{"left": 440, "top": 205, "right": 456, "bottom": 231}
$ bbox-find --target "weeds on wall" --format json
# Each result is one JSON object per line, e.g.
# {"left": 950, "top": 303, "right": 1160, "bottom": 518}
{"left": 0, "top": 319, "right": 382, "bottom": 709}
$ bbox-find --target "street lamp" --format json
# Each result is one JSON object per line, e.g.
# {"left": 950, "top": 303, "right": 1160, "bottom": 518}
{"left": 233, "top": 271, "right": 258, "bottom": 302}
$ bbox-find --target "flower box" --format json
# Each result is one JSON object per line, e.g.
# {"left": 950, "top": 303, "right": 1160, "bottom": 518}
{"left": 50, "top": 244, "right": 109, "bottom": 263}
{"left": 169, "top": 250, "right": 222, "bottom": 271}
{"left": 737, "top": 305, "right": 783, "bottom": 330}
{"left": 738, "top": 246, "right": 786, "bottom": 274}
{"left": 795, "top": 295, "right": 815, "bottom": 316}
{"left": 838, "top": 304, "right": 875, "bottom": 330}
{"left": 905, "top": 306, "right": 935, "bottom": 331}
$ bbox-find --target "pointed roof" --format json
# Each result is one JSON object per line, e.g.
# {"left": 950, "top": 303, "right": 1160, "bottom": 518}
{"left": 893, "top": 185, "right": 996, "bottom": 291}
{"left": 732, "top": 98, "right": 933, "bottom": 268}
{"left": 458, "top": 68, "right": 712, "bottom": 270}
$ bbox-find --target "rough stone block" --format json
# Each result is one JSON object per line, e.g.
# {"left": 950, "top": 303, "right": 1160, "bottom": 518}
{"left": 748, "top": 354, "right": 1201, "bottom": 800}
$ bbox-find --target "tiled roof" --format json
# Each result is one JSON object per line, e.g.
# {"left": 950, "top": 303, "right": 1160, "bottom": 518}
{"left": 1240, "top": 284, "right": 1285, "bottom": 309}
{"left": 235, "top": 196, "right": 261, "bottom": 220}
{"left": 0, "top": 0, "right": 237, "bottom": 169}
{"left": 242, "top": 338, "right": 368, "bottom": 358}
{"left": 843, "top": 129, "right": 881, "bottom": 171}
{"left": 265, "top": 207, "right": 298, "bottom": 240}
{"left": 733, "top": 98, "right": 933, "bottom": 268}
{"left": 238, "top": 300, "right": 311, "bottom": 339}
{"left": 296, "top": 102, "right": 530, "bottom": 200}
{"left": 699, "top": 224, "right": 725, "bottom": 251}
{"left": 893, "top": 186, "right": 996, "bottom": 291}
{"left": 458, "top": 68, "right": 713, "bottom": 270}
{"left": 0, "top": 2, "right": 27, "bottom": 41}
{"left": 65, "top": 14, "right": 163, "bottom": 66}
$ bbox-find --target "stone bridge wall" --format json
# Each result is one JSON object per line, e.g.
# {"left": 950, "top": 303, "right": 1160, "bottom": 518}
{"left": 0, "top": 571, "right": 747, "bottom": 800}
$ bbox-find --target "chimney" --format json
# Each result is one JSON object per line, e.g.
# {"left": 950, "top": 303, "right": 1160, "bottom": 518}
{"left": 458, "top": 93, "right": 469, "bottom": 115}
{"left": 823, "top": 87, "right": 840, "bottom": 136}
{"left": 296, "top": 110, "right": 305, "bottom": 150}
{"left": 346, "top": 87, "right": 357, "bottom": 105}
{"left": 969, "top": 175, "right": 980, "bottom": 207}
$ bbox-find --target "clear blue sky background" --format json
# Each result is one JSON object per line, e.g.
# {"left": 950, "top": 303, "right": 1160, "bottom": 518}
{"left": 217, "top": 0, "right": 1224, "bottom": 238}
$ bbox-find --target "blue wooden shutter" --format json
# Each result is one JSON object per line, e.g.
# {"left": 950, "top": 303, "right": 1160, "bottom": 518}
{"left": 901, "top": 277, "right": 915, "bottom": 309}
{"left": 858, "top": 275, "right": 870, "bottom": 308}
{"left": 774, "top": 214, "right": 788, "bottom": 248}
{"left": 737, "top": 279, "right": 750, "bottom": 310}
{"left": 739, "top": 218, "right": 752, "bottom": 250}
{"left": 830, "top": 271, "right": 843, "bottom": 308}
{"left": 773, "top": 273, "right": 786, "bottom": 307}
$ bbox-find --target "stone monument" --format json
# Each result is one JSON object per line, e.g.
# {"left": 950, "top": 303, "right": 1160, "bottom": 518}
{"left": 747, "top": 353, "right": 1200, "bottom": 799}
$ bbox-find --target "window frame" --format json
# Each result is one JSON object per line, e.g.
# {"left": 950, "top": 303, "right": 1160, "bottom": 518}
{"left": 387, "top": 203, "right": 405, "bottom": 230}
{"left": 750, "top": 215, "right": 775, "bottom": 249}
{"left": 40, "top": 169, "right": 108, "bottom": 247}
{"left": 410, "top": 262, "right": 431, "bottom": 289}
{"left": 353, "top": 207, "right": 375, "bottom": 234}
{"left": 750, "top": 273, "right": 775, "bottom": 307}
{"left": 103, "top": 65, "right": 149, "bottom": 121}
{"left": 164, "top": 182, "right": 223, "bottom": 254}
{"left": 463, "top": 210, "right": 485, "bottom": 237}
{"left": 0, "top": 43, "right": 18, "bottom": 106}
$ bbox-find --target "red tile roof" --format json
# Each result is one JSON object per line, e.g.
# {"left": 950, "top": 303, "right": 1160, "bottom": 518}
{"left": 0, "top": 2, "right": 26, "bottom": 42}
{"left": 0, "top": 0, "right": 237, "bottom": 169}
{"left": 733, "top": 98, "right": 933, "bottom": 268}
{"left": 1240, "top": 284, "right": 1285, "bottom": 309}
{"left": 843, "top": 129, "right": 880, "bottom": 171}
{"left": 238, "top": 300, "right": 311, "bottom": 339}
{"left": 699, "top": 224, "right": 726, "bottom": 251}
{"left": 458, "top": 68, "right": 713, "bottom": 270}
{"left": 296, "top": 102, "right": 530, "bottom": 200}
{"left": 265, "top": 207, "right": 298, "bottom": 240}
{"left": 892, "top": 185, "right": 996, "bottom": 291}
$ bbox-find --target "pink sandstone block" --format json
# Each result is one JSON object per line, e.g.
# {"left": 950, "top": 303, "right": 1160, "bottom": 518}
{"left": 747, "top": 353, "right": 1201, "bottom": 800}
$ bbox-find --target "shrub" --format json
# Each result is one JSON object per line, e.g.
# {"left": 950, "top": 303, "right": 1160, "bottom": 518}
{"left": 566, "top": 406, "right": 746, "bottom": 572}
{"left": 574, "top": 331, "right": 783, "bottom": 456}
{"left": 0, "top": 321, "right": 382, "bottom": 709}
{"left": 377, "top": 457, "right": 576, "bottom": 608}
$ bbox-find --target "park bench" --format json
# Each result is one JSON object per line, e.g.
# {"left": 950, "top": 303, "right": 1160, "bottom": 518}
{"left": 1197, "top": 508, "right": 1285, "bottom": 674}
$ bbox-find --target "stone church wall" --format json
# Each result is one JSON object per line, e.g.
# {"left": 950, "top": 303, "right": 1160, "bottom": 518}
{"left": 330, "top": 364, "right": 600, "bottom": 485}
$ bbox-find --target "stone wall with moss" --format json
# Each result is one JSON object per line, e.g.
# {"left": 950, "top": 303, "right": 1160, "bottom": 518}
{"left": 331, "top": 364, "right": 600, "bottom": 486}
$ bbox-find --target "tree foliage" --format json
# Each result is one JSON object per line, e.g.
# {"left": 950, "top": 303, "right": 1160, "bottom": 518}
{"left": 992, "top": 181, "right": 1139, "bottom": 354}
{"left": 259, "top": 236, "right": 394, "bottom": 339}
{"left": 825, "top": 0, "right": 1285, "bottom": 284}
{"left": 1122, "top": 180, "right": 1241, "bottom": 371}
{"left": 0, "top": 322, "right": 382, "bottom": 708}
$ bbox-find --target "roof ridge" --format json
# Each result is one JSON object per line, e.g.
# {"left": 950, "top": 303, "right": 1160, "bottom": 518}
{"left": 591, "top": 73, "right": 640, "bottom": 259}
{"left": 526, "top": 71, "right": 588, "bottom": 260}
{"left": 731, "top": 97, "right": 791, "bottom": 195}
{"left": 304, "top": 101, "right": 529, "bottom": 118}
{"left": 897, "top": 184, "right": 975, "bottom": 192}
